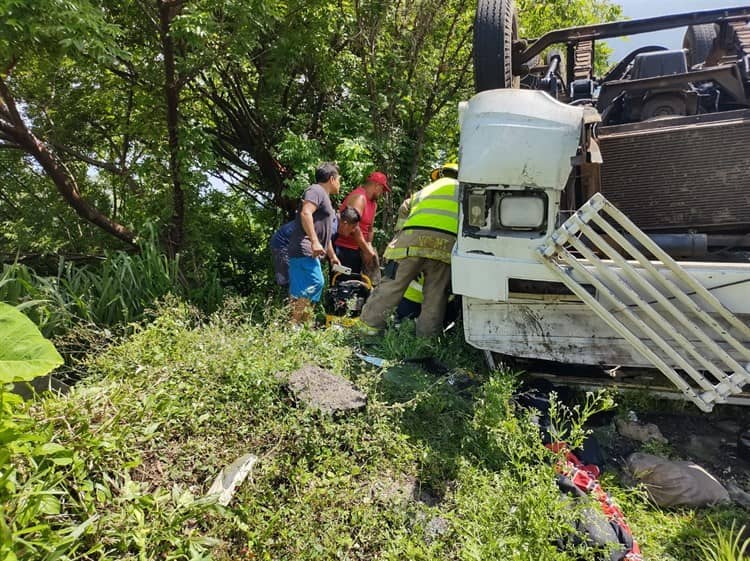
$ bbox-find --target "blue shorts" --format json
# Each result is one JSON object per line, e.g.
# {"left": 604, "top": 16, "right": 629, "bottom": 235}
{"left": 289, "top": 257, "right": 325, "bottom": 302}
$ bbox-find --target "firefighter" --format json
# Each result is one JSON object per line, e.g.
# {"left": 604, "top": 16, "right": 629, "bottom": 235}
{"left": 395, "top": 273, "right": 461, "bottom": 329}
{"left": 358, "top": 163, "right": 459, "bottom": 337}
{"left": 395, "top": 274, "right": 424, "bottom": 320}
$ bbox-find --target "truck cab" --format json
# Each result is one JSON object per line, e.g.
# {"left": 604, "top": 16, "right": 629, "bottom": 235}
{"left": 454, "top": 4, "right": 750, "bottom": 411}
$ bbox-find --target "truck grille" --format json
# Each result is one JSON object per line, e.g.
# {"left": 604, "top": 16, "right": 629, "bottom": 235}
{"left": 598, "top": 109, "right": 750, "bottom": 233}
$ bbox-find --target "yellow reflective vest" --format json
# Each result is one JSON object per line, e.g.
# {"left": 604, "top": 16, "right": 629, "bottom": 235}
{"left": 398, "top": 178, "right": 459, "bottom": 235}
{"left": 384, "top": 178, "right": 459, "bottom": 264}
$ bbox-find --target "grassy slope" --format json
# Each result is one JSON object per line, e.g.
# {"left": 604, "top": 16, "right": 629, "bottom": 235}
{"left": 6, "top": 301, "right": 748, "bottom": 560}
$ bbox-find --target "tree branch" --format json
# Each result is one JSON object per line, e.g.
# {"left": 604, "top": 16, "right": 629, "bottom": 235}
{"left": 0, "top": 73, "right": 136, "bottom": 245}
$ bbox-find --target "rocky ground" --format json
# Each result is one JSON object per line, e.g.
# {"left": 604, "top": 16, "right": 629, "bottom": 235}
{"left": 598, "top": 404, "right": 750, "bottom": 510}
{"left": 640, "top": 409, "right": 750, "bottom": 487}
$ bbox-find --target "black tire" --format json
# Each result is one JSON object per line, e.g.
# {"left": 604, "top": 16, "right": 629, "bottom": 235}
{"left": 682, "top": 24, "right": 718, "bottom": 68}
{"left": 474, "top": 0, "right": 519, "bottom": 91}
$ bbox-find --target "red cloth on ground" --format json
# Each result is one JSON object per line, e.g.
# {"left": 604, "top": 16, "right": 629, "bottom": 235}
{"left": 547, "top": 442, "right": 642, "bottom": 561}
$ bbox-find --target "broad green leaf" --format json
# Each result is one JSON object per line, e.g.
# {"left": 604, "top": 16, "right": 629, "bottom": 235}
{"left": 39, "top": 494, "right": 62, "bottom": 515}
{"left": 0, "top": 428, "right": 20, "bottom": 446}
{"left": 33, "top": 442, "right": 67, "bottom": 456}
{"left": 0, "top": 302, "right": 63, "bottom": 383}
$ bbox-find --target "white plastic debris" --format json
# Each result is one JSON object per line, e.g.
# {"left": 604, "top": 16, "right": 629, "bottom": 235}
{"left": 355, "top": 353, "right": 387, "bottom": 368}
{"left": 207, "top": 453, "right": 258, "bottom": 506}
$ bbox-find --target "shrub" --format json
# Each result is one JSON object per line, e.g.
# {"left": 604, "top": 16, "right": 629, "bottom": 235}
{"left": 0, "top": 237, "right": 222, "bottom": 337}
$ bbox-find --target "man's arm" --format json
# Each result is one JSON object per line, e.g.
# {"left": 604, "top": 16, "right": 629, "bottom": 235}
{"left": 326, "top": 241, "right": 340, "bottom": 266}
{"left": 343, "top": 193, "right": 377, "bottom": 262}
{"left": 300, "top": 200, "right": 325, "bottom": 257}
{"left": 351, "top": 225, "right": 377, "bottom": 263}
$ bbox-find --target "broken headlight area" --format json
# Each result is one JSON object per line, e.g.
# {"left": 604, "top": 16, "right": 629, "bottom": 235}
{"left": 462, "top": 185, "right": 548, "bottom": 236}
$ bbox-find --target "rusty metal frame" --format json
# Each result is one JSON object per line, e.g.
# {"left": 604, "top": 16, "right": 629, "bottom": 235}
{"left": 516, "top": 7, "right": 750, "bottom": 64}
{"left": 596, "top": 64, "right": 747, "bottom": 110}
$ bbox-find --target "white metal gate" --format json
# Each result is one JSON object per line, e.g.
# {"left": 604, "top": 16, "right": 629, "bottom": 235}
{"left": 536, "top": 193, "right": 750, "bottom": 412}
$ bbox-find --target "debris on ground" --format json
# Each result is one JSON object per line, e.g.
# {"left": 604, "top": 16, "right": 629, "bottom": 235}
{"left": 635, "top": 410, "right": 750, "bottom": 493}
{"left": 355, "top": 352, "right": 387, "bottom": 368}
{"left": 207, "top": 453, "right": 258, "bottom": 506}
{"left": 615, "top": 416, "right": 668, "bottom": 444}
{"left": 281, "top": 364, "right": 366, "bottom": 414}
{"left": 626, "top": 452, "right": 730, "bottom": 508}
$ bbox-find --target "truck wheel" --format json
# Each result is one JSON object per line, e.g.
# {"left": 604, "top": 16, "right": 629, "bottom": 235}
{"left": 474, "top": 0, "right": 519, "bottom": 91}
{"left": 682, "top": 24, "right": 718, "bottom": 68}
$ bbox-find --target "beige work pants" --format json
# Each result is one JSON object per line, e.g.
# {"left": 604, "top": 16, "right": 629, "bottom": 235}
{"left": 360, "top": 257, "right": 451, "bottom": 337}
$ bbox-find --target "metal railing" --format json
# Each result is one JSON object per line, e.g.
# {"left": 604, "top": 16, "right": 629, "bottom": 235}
{"left": 537, "top": 193, "right": 750, "bottom": 411}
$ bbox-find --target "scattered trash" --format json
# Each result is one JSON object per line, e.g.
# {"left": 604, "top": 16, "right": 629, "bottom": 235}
{"left": 616, "top": 417, "right": 668, "bottom": 444}
{"left": 551, "top": 444, "right": 641, "bottom": 560}
{"left": 355, "top": 353, "right": 387, "bottom": 368}
{"left": 444, "top": 368, "right": 479, "bottom": 391}
{"left": 207, "top": 453, "right": 258, "bottom": 506}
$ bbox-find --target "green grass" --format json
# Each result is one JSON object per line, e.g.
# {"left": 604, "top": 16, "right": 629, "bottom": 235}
{"left": 2, "top": 301, "right": 748, "bottom": 560}
{"left": 696, "top": 519, "right": 749, "bottom": 561}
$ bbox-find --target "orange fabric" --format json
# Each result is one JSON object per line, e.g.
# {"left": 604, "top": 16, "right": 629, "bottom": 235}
{"left": 548, "top": 443, "right": 642, "bottom": 560}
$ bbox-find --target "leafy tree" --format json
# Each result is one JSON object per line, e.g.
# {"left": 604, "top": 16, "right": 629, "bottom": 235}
{"left": 204, "top": 0, "right": 621, "bottom": 219}
{"left": 0, "top": 0, "right": 137, "bottom": 246}
{"left": 0, "top": 0, "right": 222, "bottom": 253}
{"left": 1, "top": 0, "right": 623, "bottom": 263}
{"left": 518, "top": 0, "right": 622, "bottom": 35}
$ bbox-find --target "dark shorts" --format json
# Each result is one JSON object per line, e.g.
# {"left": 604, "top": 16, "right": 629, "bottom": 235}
{"left": 334, "top": 245, "right": 363, "bottom": 275}
{"left": 272, "top": 247, "right": 289, "bottom": 286}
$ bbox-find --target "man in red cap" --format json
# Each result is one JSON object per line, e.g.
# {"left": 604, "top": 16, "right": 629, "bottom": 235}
{"left": 334, "top": 171, "right": 390, "bottom": 277}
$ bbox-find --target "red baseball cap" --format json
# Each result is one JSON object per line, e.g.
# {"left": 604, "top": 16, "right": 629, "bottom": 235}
{"left": 366, "top": 171, "right": 391, "bottom": 192}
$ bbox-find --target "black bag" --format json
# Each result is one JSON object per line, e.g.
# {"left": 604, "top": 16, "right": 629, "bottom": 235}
{"left": 324, "top": 277, "right": 371, "bottom": 317}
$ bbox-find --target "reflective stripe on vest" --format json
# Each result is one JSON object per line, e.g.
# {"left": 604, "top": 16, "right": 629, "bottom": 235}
{"left": 402, "top": 178, "right": 459, "bottom": 235}
{"left": 403, "top": 276, "right": 424, "bottom": 304}
{"left": 383, "top": 245, "right": 452, "bottom": 262}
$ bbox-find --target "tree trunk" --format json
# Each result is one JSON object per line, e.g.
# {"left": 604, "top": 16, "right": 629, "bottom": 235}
{"left": 206, "top": 69, "right": 293, "bottom": 212}
{"left": 158, "top": 0, "right": 184, "bottom": 256}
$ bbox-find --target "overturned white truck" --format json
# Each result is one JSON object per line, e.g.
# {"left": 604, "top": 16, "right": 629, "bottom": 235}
{"left": 453, "top": 4, "right": 750, "bottom": 411}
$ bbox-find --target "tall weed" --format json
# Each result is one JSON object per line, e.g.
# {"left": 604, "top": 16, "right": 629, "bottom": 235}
{"left": 696, "top": 519, "right": 749, "bottom": 561}
{"left": 0, "top": 237, "right": 222, "bottom": 337}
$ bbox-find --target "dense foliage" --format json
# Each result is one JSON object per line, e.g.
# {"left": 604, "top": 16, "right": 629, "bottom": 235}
{"left": 2, "top": 0, "right": 622, "bottom": 267}
{"left": 0, "top": 235, "right": 223, "bottom": 338}
{"left": 18, "top": 3, "right": 750, "bottom": 560}
{"left": 2, "top": 302, "right": 747, "bottom": 560}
